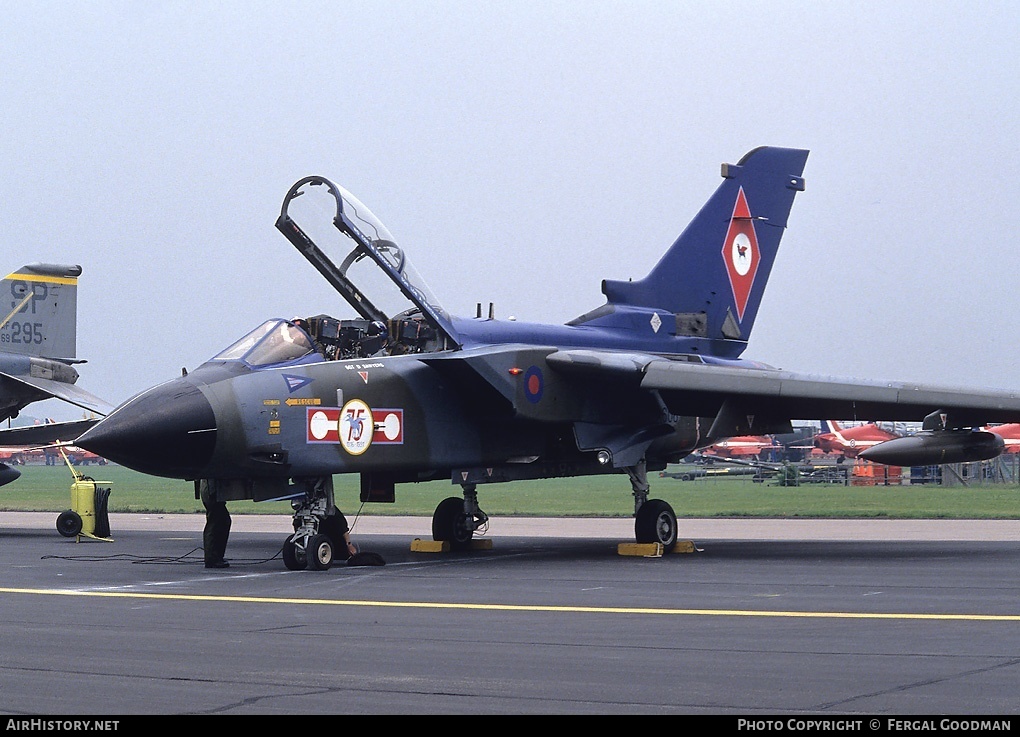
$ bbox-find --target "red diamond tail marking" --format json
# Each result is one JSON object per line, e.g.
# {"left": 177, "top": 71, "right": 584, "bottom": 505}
{"left": 720, "top": 187, "right": 760, "bottom": 322}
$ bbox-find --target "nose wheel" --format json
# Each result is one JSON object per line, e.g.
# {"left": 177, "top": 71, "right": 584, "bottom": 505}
{"left": 306, "top": 533, "right": 334, "bottom": 570}
{"left": 282, "top": 476, "right": 346, "bottom": 571}
{"left": 282, "top": 532, "right": 336, "bottom": 570}
{"left": 282, "top": 536, "right": 308, "bottom": 570}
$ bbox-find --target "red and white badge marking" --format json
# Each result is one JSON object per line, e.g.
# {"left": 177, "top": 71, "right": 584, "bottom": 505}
{"left": 307, "top": 406, "right": 403, "bottom": 450}
{"left": 720, "top": 187, "right": 760, "bottom": 322}
{"left": 308, "top": 408, "right": 340, "bottom": 442}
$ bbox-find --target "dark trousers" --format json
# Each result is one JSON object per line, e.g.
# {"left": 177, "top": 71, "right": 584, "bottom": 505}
{"left": 201, "top": 488, "right": 231, "bottom": 564}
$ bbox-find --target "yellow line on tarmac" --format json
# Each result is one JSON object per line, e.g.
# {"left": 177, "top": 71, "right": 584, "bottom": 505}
{"left": 0, "top": 587, "right": 1017, "bottom": 621}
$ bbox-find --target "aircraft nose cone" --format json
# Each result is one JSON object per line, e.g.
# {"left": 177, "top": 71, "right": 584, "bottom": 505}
{"left": 77, "top": 379, "right": 217, "bottom": 478}
{"left": 0, "top": 464, "right": 22, "bottom": 487}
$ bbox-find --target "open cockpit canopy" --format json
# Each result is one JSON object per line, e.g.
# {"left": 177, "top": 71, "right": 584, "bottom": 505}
{"left": 275, "top": 176, "right": 458, "bottom": 352}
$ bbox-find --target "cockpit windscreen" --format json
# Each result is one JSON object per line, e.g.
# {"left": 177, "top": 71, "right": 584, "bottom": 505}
{"left": 212, "top": 319, "right": 317, "bottom": 366}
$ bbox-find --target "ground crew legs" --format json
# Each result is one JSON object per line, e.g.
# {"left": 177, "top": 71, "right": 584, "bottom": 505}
{"left": 199, "top": 479, "right": 232, "bottom": 568}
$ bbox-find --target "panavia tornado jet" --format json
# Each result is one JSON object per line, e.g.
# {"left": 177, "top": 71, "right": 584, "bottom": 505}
{"left": 73, "top": 147, "right": 1020, "bottom": 569}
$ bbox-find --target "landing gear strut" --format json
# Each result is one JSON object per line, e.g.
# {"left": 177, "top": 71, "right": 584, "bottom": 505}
{"left": 432, "top": 483, "right": 489, "bottom": 550}
{"left": 627, "top": 460, "right": 678, "bottom": 551}
{"left": 283, "top": 476, "right": 348, "bottom": 571}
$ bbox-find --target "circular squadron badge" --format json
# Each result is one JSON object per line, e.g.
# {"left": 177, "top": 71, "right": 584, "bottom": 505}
{"left": 339, "top": 399, "right": 374, "bottom": 455}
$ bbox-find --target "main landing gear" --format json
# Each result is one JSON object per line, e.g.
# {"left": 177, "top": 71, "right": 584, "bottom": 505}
{"left": 282, "top": 477, "right": 350, "bottom": 571}
{"left": 627, "top": 460, "right": 678, "bottom": 552}
{"left": 431, "top": 483, "right": 489, "bottom": 550}
{"left": 427, "top": 462, "right": 678, "bottom": 553}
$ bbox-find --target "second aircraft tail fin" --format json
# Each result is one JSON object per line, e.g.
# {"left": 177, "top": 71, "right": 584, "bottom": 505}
{"left": 0, "top": 263, "right": 81, "bottom": 360}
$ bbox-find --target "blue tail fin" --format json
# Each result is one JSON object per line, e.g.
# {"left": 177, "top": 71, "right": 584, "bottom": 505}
{"left": 578, "top": 147, "right": 808, "bottom": 357}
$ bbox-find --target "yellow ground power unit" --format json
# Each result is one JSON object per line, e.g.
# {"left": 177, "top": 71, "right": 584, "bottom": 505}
{"left": 56, "top": 450, "right": 113, "bottom": 541}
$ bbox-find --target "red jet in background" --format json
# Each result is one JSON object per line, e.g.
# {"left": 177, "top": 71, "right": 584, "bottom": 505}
{"left": 812, "top": 420, "right": 909, "bottom": 458}
{"left": 985, "top": 424, "right": 1020, "bottom": 454}
{"left": 700, "top": 435, "right": 780, "bottom": 460}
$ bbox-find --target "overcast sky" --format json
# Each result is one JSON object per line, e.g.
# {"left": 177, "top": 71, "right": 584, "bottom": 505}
{"left": 3, "top": 1, "right": 1018, "bottom": 421}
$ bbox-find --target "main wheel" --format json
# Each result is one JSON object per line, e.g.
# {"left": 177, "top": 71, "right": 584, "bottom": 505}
{"left": 635, "top": 498, "right": 678, "bottom": 551}
{"left": 307, "top": 533, "right": 334, "bottom": 571}
{"left": 56, "top": 510, "right": 83, "bottom": 538}
{"left": 282, "top": 537, "right": 308, "bottom": 570}
{"left": 432, "top": 496, "right": 474, "bottom": 550}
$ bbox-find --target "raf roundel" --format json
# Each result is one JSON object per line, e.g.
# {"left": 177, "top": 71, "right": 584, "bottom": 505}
{"left": 523, "top": 365, "right": 544, "bottom": 404}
